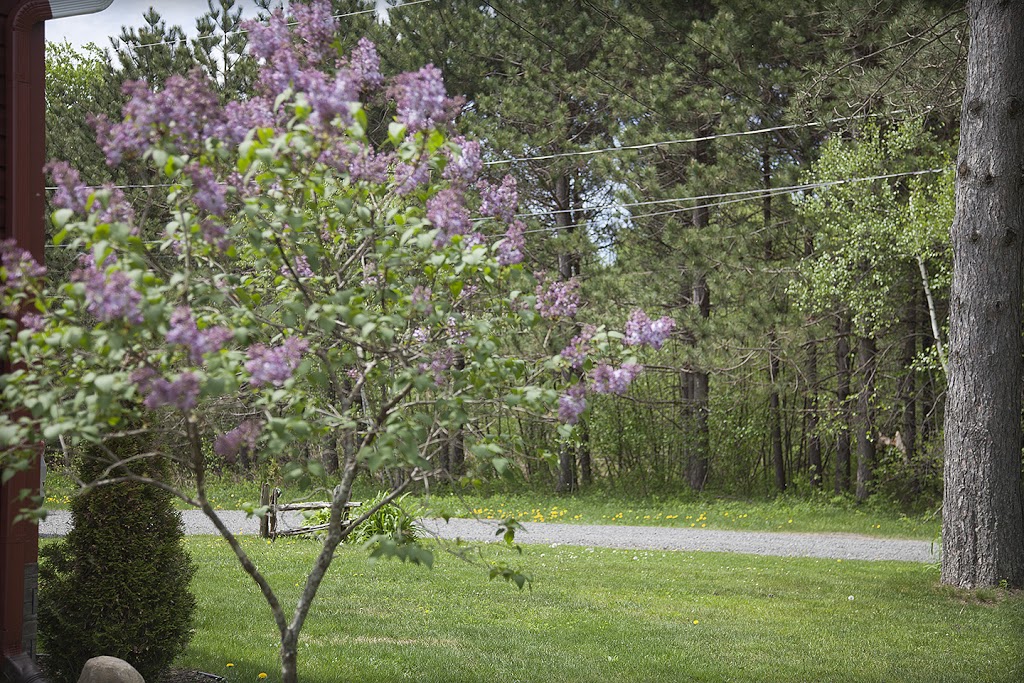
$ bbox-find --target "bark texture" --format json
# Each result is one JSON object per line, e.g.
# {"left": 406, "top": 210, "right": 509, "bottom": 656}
{"left": 942, "top": 0, "right": 1024, "bottom": 589}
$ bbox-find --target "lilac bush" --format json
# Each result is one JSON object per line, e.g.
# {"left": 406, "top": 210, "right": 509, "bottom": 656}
{"left": 0, "top": 2, "right": 674, "bottom": 680}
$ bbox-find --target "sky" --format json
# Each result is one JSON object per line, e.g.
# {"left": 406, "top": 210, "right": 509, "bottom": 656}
{"left": 47, "top": 1, "right": 265, "bottom": 50}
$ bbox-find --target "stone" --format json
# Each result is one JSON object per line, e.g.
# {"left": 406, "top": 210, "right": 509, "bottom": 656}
{"left": 77, "top": 656, "right": 145, "bottom": 683}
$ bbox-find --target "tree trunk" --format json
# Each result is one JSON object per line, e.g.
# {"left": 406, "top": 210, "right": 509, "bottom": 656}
{"left": 554, "top": 172, "right": 578, "bottom": 493}
{"left": 900, "top": 295, "right": 917, "bottom": 465}
{"left": 579, "top": 419, "right": 592, "bottom": 487}
{"left": 687, "top": 367, "right": 709, "bottom": 491}
{"left": 834, "top": 315, "right": 852, "bottom": 494}
{"left": 942, "top": 0, "right": 1024, "bottom": 589}
{"left": 769, "top": 334, "right": 785, "bottom": 492}
{"left": 805, "top": 339, "right": 823, "bottom": 488}
{"left": 855, "top": 335, "right": 876, "bottom": 502}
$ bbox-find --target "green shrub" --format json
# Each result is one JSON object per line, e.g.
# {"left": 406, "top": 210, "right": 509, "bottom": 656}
{"left": 38, "top": 434, "right": 197, "bottom": 683}
{"left": 304, "top": 490, "right": 420, "bottom": 545}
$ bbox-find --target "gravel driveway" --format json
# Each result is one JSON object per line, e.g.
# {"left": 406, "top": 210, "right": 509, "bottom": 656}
{"left": 39, "top": 509, "right": 937, "bottom": 563}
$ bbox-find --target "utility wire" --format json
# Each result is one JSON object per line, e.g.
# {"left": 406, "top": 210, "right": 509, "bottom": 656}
{"left": 107, "top": 0, "right": 430, "bottom": 52}
{"left": 517, "top": 168, "right": 947, "bottom": 234}
{"left": 483, "top": 109, "right": 909, "bottom": 166}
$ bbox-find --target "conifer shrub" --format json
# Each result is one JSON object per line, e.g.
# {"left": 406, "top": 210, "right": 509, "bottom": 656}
{"left": 38, "top": 433, "right": 197, "bottom": 683}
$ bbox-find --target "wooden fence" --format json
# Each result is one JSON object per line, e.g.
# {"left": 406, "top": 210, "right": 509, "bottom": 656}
{"left": 259, "top": 483, "right": 361, "bottom": 539}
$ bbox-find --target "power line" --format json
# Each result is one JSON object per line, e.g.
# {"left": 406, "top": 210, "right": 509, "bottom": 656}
{"left": 517, "top": 168, "right": 947, "bottom": 234}
{"left": 483, "top": 109, "right": 909, "bottom": 166}
{"left": 107, "top": 0, "right": 430, "bottom": 52}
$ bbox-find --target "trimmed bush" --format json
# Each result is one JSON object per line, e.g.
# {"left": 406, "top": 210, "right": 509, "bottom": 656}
{"left": 38, "top": 434, "right": 196, "bottom": 683}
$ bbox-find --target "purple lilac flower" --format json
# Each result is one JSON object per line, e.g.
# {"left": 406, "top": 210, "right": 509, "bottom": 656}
{"left": 477, "top": 175, "right": 518, "bottom": 224}
{"left": 209, "top": 98, "right": 275, "bottom": 146}
{"left": 184, "top": 164, "right": 227, "bottom": 216}
{"left": 410, "top": 286, "right": 432, "bottom": 307}
{"left": 71, "top": 255, "right": 143, "bottom": 324}
{"left": 427, "top": 189, "right": 471, "bottom": 246}
{"left": 140, "top": 372, "right": 201, "bottom": 412}
{"left": 497, "top": 220, "right": 525, "bottom": 266}
{"left": 445, "top": 317, "right": 469, "bottom": 344}
{"left": 244, "top": 7, "right": 291, "bottom": 62}
{"left": 535, "top": 276, "right": 580, "bottom": 319}
{"left": 47, "top": 161, "right": 89, "bottom": 213}
{"left": 560, "top": 325, "right": 595, "bottom": 369}
{"left": 348, "top": 148, "right": 392, "bottom": 184}
{"left": 558, "top": 383, "right": 587, "bottom": 425}
{"left": 280, "top": 254, "right": 314, "bottom": 279}
{"left": 389, "top": 64, "right": 453, "bottom": 132}
{"left": 394, "top": 162, "right": 431, "bottom": 196}
{"left": 245, "top": 337, "right": 309, "bottom": 387}
{"left": 306, "top": 69, "right": 360, "bottom": 128}
{"left": 20, "top": 313, "right": 45, "bottom": 332}
{"left": 94, "top": 70, "right": 223, "bottom": 164}
{"left": 345, "top": 38, "right": 383, "bottom": 91}
{"left": 419, "top": 348, "right": 455, "bottom": 386}
{"left": 413, "top": 327, "right": 430, "bottom": 344}
{"left": 623, "top": 309, "right": 676, "bottom": 350}
{"left": 443, "top": 137, "right": 482, "bottom": 187}
{"left": 1, "top": 240, "right": 47, "bottom": 290}
{"left": 199, "top": 220, "right": 229, "bottom": 251}
{"left": 214, "top": 420, "right": 263, "bottom": 460}
{"left": 47, "top": 162, "right": 135, "bottom": 224}
{"left": 291, "top": 0, "right": 337, "bottom": 65}
{"left": 590, "top": 363, "right": 643, "bottom": 396}
{"left": 166, "top": 307, "right": 234, "bottom": 364}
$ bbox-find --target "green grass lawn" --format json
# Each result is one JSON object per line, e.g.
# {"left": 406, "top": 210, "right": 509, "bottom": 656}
{"left": 175, "top": 536, "right": 1022, "bottom": 683}
{"left": 43, "top": 469, "right": 942, "bottom": 540}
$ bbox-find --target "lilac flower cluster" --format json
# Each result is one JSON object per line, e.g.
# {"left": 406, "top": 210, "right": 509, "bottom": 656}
{"left": 290, "top": 0, "right": 338, "bottom": 65}
{"left": 623, "top": 309, "right": 676, "bottom": 350}
{"left": 214, "top": 420, "right": 263, "bottom": 460}
{"left": 47, "top": 161, "right": 89, "bottom": 214}
{"left": 558, "top": 383, "right": 587, "bottom": 425}
{"left": 410, "top": 286, "right": 432, "bottom": 308}
{"left": 443, "top": 137, "right": 482, "bottom": 187}
{"left": 92, "top": 70, "right": 222, "bottom": 165}
{"left": 497, "top": 220, "right": 525, "bottom": 266}
{"left": 535, "top": 276, "right": 580, "bottom": 319}
{"left": 477, "top": 175, "right": 518, "bottom": 224}
{"left": 209, "top": 98, "right": 275, "bottom": 147}
{"left": 394, "top": 162, "right": 431, "bottom": 196}
{"left": 71, "top": 255, "right": 143, "bottom": 324}
{"left": 321, "top": 140, "right": 392, "bottom": 184}
{"left": 445, "top": 317, "right": 469, "bottom": 344}
{"left": 166, "top": 307, "right": 234, "bottom": 364}
{"left": 132, "top": 368, "right": 201, "bottom": 412}
{"left": 185, "top": 164, "right": 227, "bottom": 216}
{"left": 280, "top": 254, "right": 314, "bottom": 279}
{"left": 344, "top": 37, "right": 384, "bottom": 91}
{"left": 590, "top": 362, "right": 642, "bottom": 396}
{"left": 1, "top": 240, "right": 46, "bottom": 290}
{"left": 559, "top": 325, "right": 595, "bottom": 369}
{"left": 245, "top": 337, "right": 309, "bottom": 387}
{"left": 389, "top": 64, "right": 455, "bottom": 133}
{"left": 47, "top": 161, "right": 135, "bottom": 225}
{"left": 427, "top": 189, "right": 471, "bottom": 246}
{"left": 419, "top": 348, "right": 455, "bottom": 386}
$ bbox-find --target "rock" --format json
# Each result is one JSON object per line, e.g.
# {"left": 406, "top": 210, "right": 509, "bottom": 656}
{"left": 77, "top": 656, "right": 145, "bottom": 683}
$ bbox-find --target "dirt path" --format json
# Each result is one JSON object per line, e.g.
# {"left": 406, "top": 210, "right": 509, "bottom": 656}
{"left": 40, "top": 509, "right": 937, "bottom": 562}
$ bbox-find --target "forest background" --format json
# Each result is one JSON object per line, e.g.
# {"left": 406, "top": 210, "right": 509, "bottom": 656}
{"left": 44, "top": 0, "right": 967, "bottom": 513}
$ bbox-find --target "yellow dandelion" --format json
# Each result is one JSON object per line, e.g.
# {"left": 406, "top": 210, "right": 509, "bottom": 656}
{"left": 692, "top": 619, "right": 699, "bottom": 625}
{"left": 226, "top": 663, "right": 235, "bottom": 668}
{"left": 259, "top": 673, "right": 268, "bottom": 679}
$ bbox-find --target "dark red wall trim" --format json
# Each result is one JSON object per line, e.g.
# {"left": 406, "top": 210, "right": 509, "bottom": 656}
{"left": 0, "top": 0, "right": 51, "bottom": 662}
